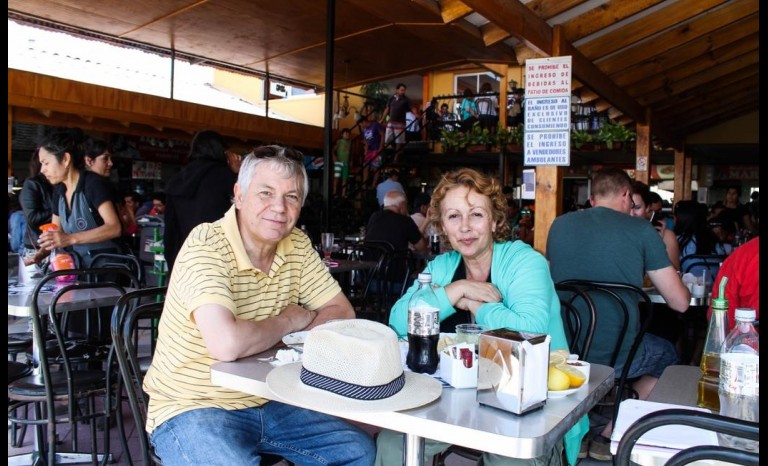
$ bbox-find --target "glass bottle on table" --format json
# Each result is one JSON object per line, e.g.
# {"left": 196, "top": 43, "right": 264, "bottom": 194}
{"left": 697, "top": 277, "right": 728, "bottom": 410}
{"left": 718, "top": 307, "right": 759, "bottom": 452}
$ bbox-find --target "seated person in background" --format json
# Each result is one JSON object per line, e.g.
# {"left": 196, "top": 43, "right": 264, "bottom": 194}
{"left": 547, "top": 168, "right": 690, "bottom": 461}
{"left": 438, "top": 102, "right": 459, "bottom": 132}
{"left": 513, "top": 205, "right": 534, "bottom": 245}
{"left": 378, "top": 168, "right": 588, "bottom": 466}
{"left": 375, "top": 168, "right": 405, "bottom": 207}
{"left": 674, "top": 200, "right": 728, "bottom": 277}
{"left": 631, "top": 181, "right": 680, "bottom": 271}
{"left": 708, "top": 214, "right": 736, "bottom": 255}
{"left": 149, "top": 192, "right": 166, "bottom": 217}
{"left": 476, "top": 82, "right": 499, "bottom": 131}
{"left": 143, "top": 145, "right": 375, "bottom": 466}
{"left": 709, "top": 236, "right": 759, "bottom": 330}
{"left": 646, "top": 191, "right": 674, "bottom": 230}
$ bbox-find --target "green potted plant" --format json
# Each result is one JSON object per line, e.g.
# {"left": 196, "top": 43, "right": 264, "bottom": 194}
{"left": 465, "top": 122, "right": 493, "bottom": 152}
{"left": 496, "top": 125, "right": 524, "bottom": 152}
{"left": 596, "top": 122, "right": 635, "bottom": 150}
{"left": 571, "top": 130, "right": 593, "bottom": 150}
{"left": 440, "top": 127, "right": 467, "bottom": 153}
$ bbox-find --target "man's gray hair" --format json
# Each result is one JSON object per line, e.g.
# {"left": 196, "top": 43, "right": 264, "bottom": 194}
{"left": 237, "top": 145, "right": 309, "bottom": 203}
{"left": 383, "top": 190, "right": 407, "bottom": 207}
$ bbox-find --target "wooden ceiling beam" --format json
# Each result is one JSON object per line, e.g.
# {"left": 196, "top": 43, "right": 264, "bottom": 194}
{"left": 35, "top": 108, "right": 52, "bottom": 118}
{"left": 672, "top": 104, "right": 759, "bottom": 136}
{"left": 440, "top": 0, "right": 473, "bottom": 23}
{"left": 578, "top": 0, "right": 729, "bottom": 60}
{"left": 480, "top": 22, "right": 510, "bottom": 46}
{"left": 625, "top": 49, "right": 759, "bottom": 98}
{"left": 594, "top": 0, "right": 758, "bottom": 75}
{"left": 664, "top": 94, "right": 757, "bottom": 131}
{"left": 654, "top": 74, "right": 759, "bottom": 114}
{"left": 637, "top": 56, "right": 759, "bottom": 106}
{"left": 607, "top": 18, "right": 758, "bottom": 88}
{"left": 460, "top": 0, "right": 646, "bottom": 124}
{"left": 560, "top": 0, "right": 666, "bottom": 42}
{"left": 525, "top": 0, "right": 590, "bottom": 20}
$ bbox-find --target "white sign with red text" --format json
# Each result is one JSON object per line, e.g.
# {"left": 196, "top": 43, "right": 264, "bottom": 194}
{"left": 525, "top": 56, "right": 572, "bottom": 166}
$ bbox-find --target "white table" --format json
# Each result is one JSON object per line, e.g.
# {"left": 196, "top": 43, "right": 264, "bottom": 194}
{"left": 211, "top": 349, "right": 614, "bottom": 466}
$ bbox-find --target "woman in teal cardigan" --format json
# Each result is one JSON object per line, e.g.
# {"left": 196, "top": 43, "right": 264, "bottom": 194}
{"left": 376, "top": 168, "right": 587, "bottom": 466}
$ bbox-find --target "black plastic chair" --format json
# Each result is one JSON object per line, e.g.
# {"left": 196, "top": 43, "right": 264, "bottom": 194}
{"left": 90, "top": 252, "right": 145, "bottom": 288}
{"left": 110, "top": 287, "right": 289, "bottom": 466}
{"left": 555, "top": 282, "right": 598, "bottom": 361}
{"left": 615, "top": 408, "right": 758, "bottom": 466}
{"left": 345, "top": 242, "right": 389, "bottom": 323}
{"left": 111, "top": 287, "right": 167, "bottom": 466}
{"left": 8, "top": 268, "right": 135, "bottom": 466}
{"left": 556, "top": 280, "right": 654, "bottom": 427}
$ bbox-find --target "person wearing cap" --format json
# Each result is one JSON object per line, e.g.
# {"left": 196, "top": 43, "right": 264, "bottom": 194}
{"left": 143, "top": 145, "right": 375, "bottom": 466}
{"left": 377, "top": 168, "right": 587, "bottom": 466}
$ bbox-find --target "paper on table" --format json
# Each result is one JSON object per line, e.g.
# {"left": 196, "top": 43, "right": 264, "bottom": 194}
{"left": 609, "top": 399, "right": 719, "bottom": 454}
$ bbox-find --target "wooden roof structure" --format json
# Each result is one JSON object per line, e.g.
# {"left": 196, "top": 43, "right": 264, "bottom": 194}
{"left": 8, "top": 0, "right": 759, "bottom": 150}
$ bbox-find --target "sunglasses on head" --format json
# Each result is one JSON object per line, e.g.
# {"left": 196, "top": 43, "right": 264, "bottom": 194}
{"left": 250, "top": 145, "right": 304, "bottom": 162}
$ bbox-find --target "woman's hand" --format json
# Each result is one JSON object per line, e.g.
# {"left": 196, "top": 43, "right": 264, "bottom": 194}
{"left": 38, "top": 229, "right": 72, "bottom": 250}
{"left": 445, "top": 280, "right": 501, "bottom": 308}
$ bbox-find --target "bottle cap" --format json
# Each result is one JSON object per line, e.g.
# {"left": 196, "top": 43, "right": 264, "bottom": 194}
{"left": 734, "top": 308, "right": 756, "bottom": 322}
{"left": 417, "top": 272, "right": 432, "bottom": 283}
{"left": 711, "top": 276, "right": 728, "bottom": 311}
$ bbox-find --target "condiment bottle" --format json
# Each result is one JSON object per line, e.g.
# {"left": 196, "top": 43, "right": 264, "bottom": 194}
{"left": 697, "top": 277, "right": 728, "bottom": 410}
{"left": 40, "top": 223, "right": 76, "bottom": 282}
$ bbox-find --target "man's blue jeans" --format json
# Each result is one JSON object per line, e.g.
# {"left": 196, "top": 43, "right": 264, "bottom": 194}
{"left": 150, "top": 401, "right": 375, "bottom": 465}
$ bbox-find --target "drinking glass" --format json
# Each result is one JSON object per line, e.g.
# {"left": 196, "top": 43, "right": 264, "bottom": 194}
{"left": 321, "top": 233, "right": 335, "bottom": 261}
{"left": 455, "top": 323, "right": 486, "bottom": 345}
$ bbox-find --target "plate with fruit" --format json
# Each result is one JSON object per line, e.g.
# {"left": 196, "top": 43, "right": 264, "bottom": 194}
{"left": 547, "top": 355, "right": 589, "bottom": 399}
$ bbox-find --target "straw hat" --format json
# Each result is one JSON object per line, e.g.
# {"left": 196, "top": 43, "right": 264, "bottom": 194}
{"left": 266, "top": 320, "right": 442, "bottom": 412}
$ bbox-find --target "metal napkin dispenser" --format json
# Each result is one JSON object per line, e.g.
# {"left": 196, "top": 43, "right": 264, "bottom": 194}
{"left": 477, "top": 329, "right": 550, "bottom": 415}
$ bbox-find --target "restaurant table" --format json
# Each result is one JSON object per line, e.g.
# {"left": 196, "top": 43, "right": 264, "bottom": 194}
{"left": 647, "top": 365, "right": 700, "bottom": 407}
{"left": 612, "top": 365, "right": 722, "bottom": 466}
{"left": 646, "top": 287, "right": 710, "bottom": 307}
{"left": 211, "top": 349, "right": 614, "bottom": 466}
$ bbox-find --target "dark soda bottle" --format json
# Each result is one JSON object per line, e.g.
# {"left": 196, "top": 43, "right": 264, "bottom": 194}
{"left": 406, "top": 273, "right": 440, "bottom": 374}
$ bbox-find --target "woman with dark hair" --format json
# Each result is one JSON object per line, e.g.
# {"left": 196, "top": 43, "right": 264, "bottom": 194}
{"left": 83, "top": 138, "right": 113, "bottom": 178}
{"left": 163, "top": 130, "right": 240, "bottom": 270}
{"left": 20, "top": 148, "right": 54, "bottom": 267}
{"left": 37, "top": 128, "right": 122, "bottom": 267}
{"left": 674, "top": 200, "right": 727, "bottom": 276}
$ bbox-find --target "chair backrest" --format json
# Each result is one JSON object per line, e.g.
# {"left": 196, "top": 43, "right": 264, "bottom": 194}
{"left": 680, "top": 254, "right": 727, "bottom": 279}
{"left": 554, "top": 282, "right": 597, "bottom": 361}
{"left": 556, "top": 279, "right": 654, "bottom": 426}
{"left": 615, "top": 408, "right": 758, "bottom": 466}
{"left": 475, "top": 97, "right": 494, "bottom": 115}
{"left": 90, "top": 252, "right": 145, "bottom": 287}
{"left": 111, "top": 286, "right": 168, "bottom": 466}
{"left": 345, "top": 242, "right": 389, "bottom": 322}
{"left": 29, "top": 268, "right": 134, "bottom": 432}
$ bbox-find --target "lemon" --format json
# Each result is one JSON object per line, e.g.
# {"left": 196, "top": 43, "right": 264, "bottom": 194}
{"left": 547, "top": 365, "right": 570, "bottom": 391}
{"left": 549, "top": 350, "right": 568, "bottom": 366}
{"left": 556, "top": 362, "right": 586, "bottom": 388}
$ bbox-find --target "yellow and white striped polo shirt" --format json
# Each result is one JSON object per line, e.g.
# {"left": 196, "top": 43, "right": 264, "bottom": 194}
{"left": 143, "top": 206, "right": 340, "bottom": 433}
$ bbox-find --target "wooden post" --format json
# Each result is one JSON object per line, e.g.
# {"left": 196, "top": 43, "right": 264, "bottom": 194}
{"left": 533, "top": 25, "right": 564, "bottom": 254}
{"left": 673, "top": 149, "right": 685, "bottom": 205}
{"left": 8, "top": 107, "right": 13, "bottom": 177}
{"left": 683, "top": 153, "right": 692, "bottom": 200}
{"left": 533, "top": 166, "right": 562, "bottom": 255}
{"left": 634, "top": 109, "right": 651, "bottom": 184}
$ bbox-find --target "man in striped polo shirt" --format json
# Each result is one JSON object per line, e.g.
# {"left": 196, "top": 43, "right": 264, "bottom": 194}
{"left": 144, "top": 145, "right": 375, "bottom": 466}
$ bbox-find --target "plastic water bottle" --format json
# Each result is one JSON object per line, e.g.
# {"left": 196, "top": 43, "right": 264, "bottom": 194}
{"left": 406, "top": 273, "right": 440, "bottom": 374}
{"left": 697, "top": 277, "right": 728, "bottom": 410}
{"left": 718, "top": 308, "right": 759, "bottom": 452}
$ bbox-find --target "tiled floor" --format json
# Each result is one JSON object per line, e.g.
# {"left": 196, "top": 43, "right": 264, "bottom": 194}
{"left": 8, "top": 315, "right": 609, "bottom": 466}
